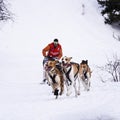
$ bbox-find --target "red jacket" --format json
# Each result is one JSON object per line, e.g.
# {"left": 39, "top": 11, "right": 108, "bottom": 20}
{"left": 42, "top": 42, "right": 63, "bottom": 59}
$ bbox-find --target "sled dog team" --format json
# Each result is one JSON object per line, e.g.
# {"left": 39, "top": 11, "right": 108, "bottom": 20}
{"left": 44, "top": 56, "right": 92, "bottom": 99}
{"left": 42, "top": 39, "right": 92, "bottom": 99}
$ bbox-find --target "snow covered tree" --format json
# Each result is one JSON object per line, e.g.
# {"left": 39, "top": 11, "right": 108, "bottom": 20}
{"left": 0, "top": 0, "right": 12, "bottom": 22}
{"left": 97, "top": 0, "right": 120, "bottom": 25}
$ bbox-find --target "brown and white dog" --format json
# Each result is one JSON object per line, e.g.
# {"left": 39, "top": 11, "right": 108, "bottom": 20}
{"left": 79, "top": 60, "right": 92, "bottom": 91}
{"left": 45, "top": 60, "right": 64, "bottom": 99}
{"left": 61, "top": 56, "right": 80, "bottom": 97}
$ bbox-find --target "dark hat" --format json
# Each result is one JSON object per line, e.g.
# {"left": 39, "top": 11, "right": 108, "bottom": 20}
{"left": 54, "top": 39, "right": 58, "bottom": 42}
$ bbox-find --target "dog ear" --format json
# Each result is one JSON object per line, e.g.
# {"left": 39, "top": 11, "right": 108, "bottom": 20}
{"left": 81, "top": 60, "right": 85, "bottom": 64}
{"left": 86, "top": 60, "right": 88, "bottom": 64}
{"left": 70, "top": 57, "right": 72, "bottom": 60}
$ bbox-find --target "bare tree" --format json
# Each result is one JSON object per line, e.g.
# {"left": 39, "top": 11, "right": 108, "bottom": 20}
{"left": 0, "top": 0, "right": 13, "bottom": 22}
{"left": 105, "top": 59, "right": 120, "bottom": 82}
{"left": 97, "top": 54, "right": 120, "bottom": 82}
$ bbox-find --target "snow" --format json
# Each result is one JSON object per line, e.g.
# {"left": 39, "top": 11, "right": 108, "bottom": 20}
{"left": 0, "top": 0, "right": 120, "bottom": 120}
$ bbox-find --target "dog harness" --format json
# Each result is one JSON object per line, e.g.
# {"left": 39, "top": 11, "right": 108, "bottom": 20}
{"left": 64, "top": 65, "right": 72, "bottom": 86}
{"left": 63, "top": 62, "right": 79, "bottom": 86}
{"left": 48, "top": 73, "right": 56, "bottom": 84}
{"left": 83, "top": 71, "right": 87, "bottom": 79}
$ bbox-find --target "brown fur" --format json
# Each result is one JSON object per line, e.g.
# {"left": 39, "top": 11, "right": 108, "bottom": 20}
{"left": 79, "top": 60, "right": 92, "bottom": 91}
{"left": 46, "top": 60, "right": 64, "bottom": 98}
{"left": 79, "top": 62, "right": 92, "bottom": 78}
{"left": 61, "top": 57, "right": 79, "bottom": 75}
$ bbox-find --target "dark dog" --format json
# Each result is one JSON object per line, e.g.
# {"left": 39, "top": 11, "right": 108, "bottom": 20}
{"left": 79, "top": 60, "right": 92, "bottom": 91}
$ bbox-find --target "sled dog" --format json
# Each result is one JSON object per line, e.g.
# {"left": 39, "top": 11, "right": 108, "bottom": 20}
{"left": 61, "top": 56, "right": 80, "bottom": 97}
{"left": 45, "top": 60, "right": 64, "bottom": 99}
{"left": 79, "top": 60, "right": 92, "bottom": 91}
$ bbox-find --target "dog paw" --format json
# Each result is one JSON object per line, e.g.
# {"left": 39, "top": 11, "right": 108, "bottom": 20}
{"left": 66, "top": 91, "right": 72, "bottom": 96}
{"left": 87, "top": 88, "right": 90, "bottom": 91}
{"left": 59, "top": 92, "right": 63, "bottom": 95}
{"left": 75, "top": 93, "right": 78, "bottom": 97}
{"left": 77, "top": 91, "right": 80, "bottom": 95}
{"left": 66, "top": 93, "right": 70, "bottom": 96}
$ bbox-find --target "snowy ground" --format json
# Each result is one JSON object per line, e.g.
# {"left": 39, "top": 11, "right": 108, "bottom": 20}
{"left": 0, "top": 0, "right": 120, "bottom": 120}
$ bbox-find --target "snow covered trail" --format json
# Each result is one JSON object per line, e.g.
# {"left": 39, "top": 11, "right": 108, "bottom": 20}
{"left": 0, "top": 59, "right": 120, "bottom": 120}
{"left": 0, "top": 0, "right": 120, "bottom": 119}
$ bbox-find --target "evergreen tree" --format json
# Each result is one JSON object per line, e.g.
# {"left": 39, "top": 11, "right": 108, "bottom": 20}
{"left": 0, "top": 0, "right": 12, "bottom": 22}
{"left": 97, "top": 0, "right": 120, "bottom": 25}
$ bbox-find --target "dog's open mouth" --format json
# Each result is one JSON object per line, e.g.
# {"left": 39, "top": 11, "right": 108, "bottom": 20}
{"left": 63, "top": 63, "right": 67, "bottom": 66}
{"left": 62, "top": 62, "right": 71, "bottom": 68}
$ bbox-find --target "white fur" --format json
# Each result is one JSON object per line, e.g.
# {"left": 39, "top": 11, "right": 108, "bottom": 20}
{"left": 62, "top": 56, "right": 80, "bottom": 97}
{"left": 79, "top": 72, "right": 91, "bottom": 91}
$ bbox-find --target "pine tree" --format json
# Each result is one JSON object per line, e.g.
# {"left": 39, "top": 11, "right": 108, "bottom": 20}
{"left": 0, "top": 0, "right": 12, "bottom": 22}
{"left": 97, "top": 0, "right": 120, "bottom": 25}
